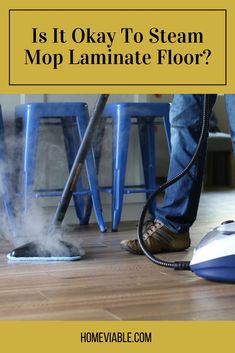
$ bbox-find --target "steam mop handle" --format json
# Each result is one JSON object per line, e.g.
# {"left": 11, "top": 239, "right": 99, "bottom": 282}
{"left": 52, "top": 94, "right": 110, "bottom": 226}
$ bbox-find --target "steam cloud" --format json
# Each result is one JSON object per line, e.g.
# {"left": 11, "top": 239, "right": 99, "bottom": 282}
{"left": 0, "top": 121, "right": 84, "bottom": 258}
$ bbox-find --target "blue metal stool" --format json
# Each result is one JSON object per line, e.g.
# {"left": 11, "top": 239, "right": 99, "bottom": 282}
{"left": 102, "top": 102, "right": 171, "bottom": 231}
{"left": 0, "top": 105, "right": 16, "bottom": 237}
{"left": 14, "top": 102, "right": 106, "bottom": 232}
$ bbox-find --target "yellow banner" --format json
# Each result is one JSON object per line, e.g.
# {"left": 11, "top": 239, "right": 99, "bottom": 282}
{"left": 0, "top": 321, "right": 235, "bottom": 353}
{"left": 0, "top": 0, "right": 235, "bottom": 93}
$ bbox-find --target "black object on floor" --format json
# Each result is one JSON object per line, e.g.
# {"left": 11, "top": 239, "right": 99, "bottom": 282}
{"left": 7, "top": 240, "right": 82, "bottom": 261}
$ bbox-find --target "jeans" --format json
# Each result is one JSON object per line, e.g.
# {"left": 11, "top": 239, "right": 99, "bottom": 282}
{"left": 157, "top": 94, "right": 235, "bottom": 233}
{"left": 225, "top": 95, "right": 235, "bottom": 154}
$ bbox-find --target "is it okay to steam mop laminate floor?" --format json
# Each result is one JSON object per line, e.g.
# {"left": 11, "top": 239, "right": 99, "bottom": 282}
{"left": 0, "top": 190, "right": 235, "bottom": 320}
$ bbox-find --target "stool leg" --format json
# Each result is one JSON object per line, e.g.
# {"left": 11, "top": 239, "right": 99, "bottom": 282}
{"left": 21, "top": 107, "right": 40, "bottom": 212}
{"left": 162, "top": 106, "right": 172, "bottom": 152}
{"left": 83, "top": 116, "right": 107, "bottom": 223}
{"left": 0, "top": 164, "right": 17, "bottom": 238}
{"left": 62, "top": 118, "right": 86, "bottom": 224}
{"left": 0, "top": 108, "right": 17, "bottom": 238}
{"left": 138, "top": 117, "right": 157, "bottom": 219}
{"left": 76, "top": 115, "right": 106, "bottom": 233}
{"left": 12, "top": 117, "right": 23, "bottom": 196}
{"left": 112, "top": 107, "right": 131, "bottom": 231}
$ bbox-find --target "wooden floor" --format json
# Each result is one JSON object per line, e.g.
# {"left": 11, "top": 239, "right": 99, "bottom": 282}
{"left": 1, "top": 190, "right": 235, "bottom": 320}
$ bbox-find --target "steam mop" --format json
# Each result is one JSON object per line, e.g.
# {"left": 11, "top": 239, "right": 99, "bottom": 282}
{"left": 7, "top": 94, "right": 109, "bottom": 261}
{"left": 190, "top": 221, "right": 235, "bottom": 282}
{"left": 136, "top": 94, "right": 235, "bottom": 283}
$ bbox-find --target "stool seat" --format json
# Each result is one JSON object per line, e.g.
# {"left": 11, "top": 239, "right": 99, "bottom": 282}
{"left": 101, "top": 102, "right": 171, "bottom": 231}
{"left": 14, "top": 102, "right": 106, "bottom": 232}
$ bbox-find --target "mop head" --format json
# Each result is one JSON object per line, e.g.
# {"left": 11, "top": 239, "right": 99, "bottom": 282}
{"left": 7, "top": 240, "right": 83, "bottom": 262}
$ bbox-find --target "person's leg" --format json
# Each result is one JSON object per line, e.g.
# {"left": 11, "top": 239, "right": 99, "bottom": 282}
{"left": 224, "top": 94, "right": 235, "bottom": 154}
{"left": 121, "top": 94, "right": 217, "bottom": 254}
{"left": 157, "top": 94, "right": 217, "bottom": 233}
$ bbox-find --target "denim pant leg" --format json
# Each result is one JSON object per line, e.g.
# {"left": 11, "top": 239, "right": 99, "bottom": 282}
{"left": 157, "top": 94, "right": 217, "bottom": 233}
{"left": 224, "top": 94, "right": 235, "bottom": 154}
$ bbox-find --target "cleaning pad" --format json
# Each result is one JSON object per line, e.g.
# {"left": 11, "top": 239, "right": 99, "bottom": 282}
{"left": 7, "top": 240, "right": 82, "bottom": 262}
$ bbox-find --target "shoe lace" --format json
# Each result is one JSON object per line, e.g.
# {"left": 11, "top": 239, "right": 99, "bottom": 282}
{"left": 143, "top": 220, "right": 163, "bottom": 240}
{"left": 143, "top": 219, "right": 154, "bottom": 229}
